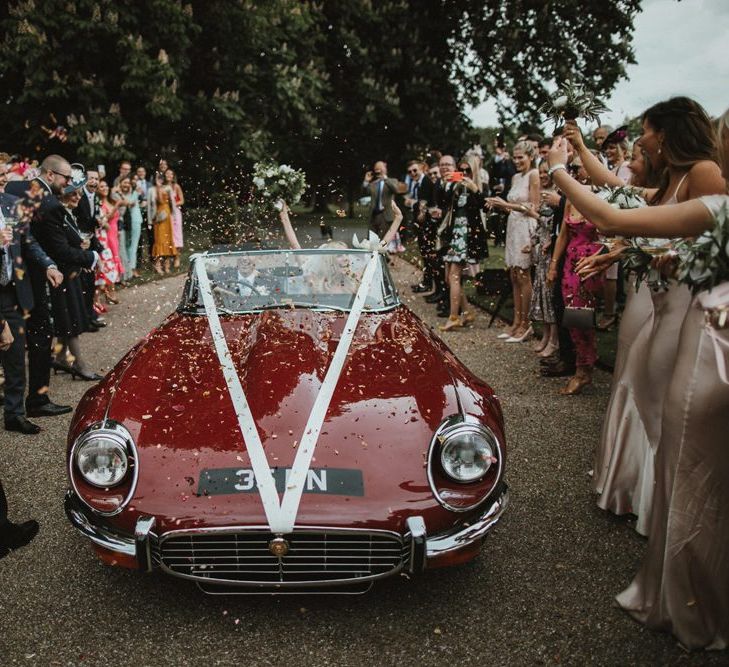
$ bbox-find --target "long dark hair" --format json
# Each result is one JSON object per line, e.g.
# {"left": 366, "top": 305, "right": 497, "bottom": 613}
{"left": 642, "top": 96, "right": 718, "bottom": 204}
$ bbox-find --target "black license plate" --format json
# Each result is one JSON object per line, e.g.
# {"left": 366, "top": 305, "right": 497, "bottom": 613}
{"left": 197, "top": 467, "right": 364, "bottom": 497}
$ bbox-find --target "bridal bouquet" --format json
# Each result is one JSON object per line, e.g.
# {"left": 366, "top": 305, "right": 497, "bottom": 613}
{"left": 251, "top": 161, "right": 307, "bottom": 214}
{"left": 675, "top": 198, "right": 729, "bottom": 294}
{"left": 540, "top": 81, "right": 609, "bottom": 128}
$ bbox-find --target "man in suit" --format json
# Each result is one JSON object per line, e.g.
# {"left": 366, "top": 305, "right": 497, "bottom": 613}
{"left": 75, "top": 167, "right": 106, "bottom": 329}
{"left": 361, "top": 161, "right": 405, "bottom": 238}
{"left": 0, "top": 163, "right": 64, "bottom": 432}
{"left": 21, "top": 155, "right": 88, "bottom": 418}
{"left": 405, "top": 161, "right": 436, "bottom": 293}
{"left": 423, "top": 154, "right": 458, "bottom": 313}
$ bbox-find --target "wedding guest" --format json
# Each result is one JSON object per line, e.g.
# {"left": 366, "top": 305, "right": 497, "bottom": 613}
{"left": 0, "top": 479, "right": 39, "bottom": 559}
{"left": 407, "top": 161, "right": 436, "bottom": 293}
{"left": 75, "top": 168, "right": 106, "bottom": 330}
{"left": 592, "top": 124, "right": 611, "bottom": 151}
{"left": 23, "top": 155, "right": 73, "bottom": 418}
{"left": 565, "top": 97, "right": 725, "bottom": 522}
{"left": 486, "top": 141, "right": 539, "bottom": 342}
{"left": 164, "top": 168, "right": 184, "bottom": 268}
{"left": 362, "top": 161, "right": 405, "bottom": 238}
{"left": 546, "top": 157, "right": 604, "bottom": 394}
{"left": 549, "top": 114, "right": 729, "bottom": 649}
{"left": 567, "top": 131, "right": 658, "bottom": 532}
{"left": 49, "top": 170, "right": 101, "bottom": 381}
{"left": 96, "top": 180, "right": 122, "bottom": 304}
{"left": 438, "top": 154, "right": 487, "bottom": 331}
{"left": 596, "top": 127, "right": 633, "bottom": 330}
{"left": 427, "top": 163, "right": 440, "bottom": 185}
{"left": 1, "top": 168, "right": 63, "bottom": 434}
{"left": 148, "top": 171, "right": 178, "bottom": 274}
{"left": 114, "top": 176, "right": 143, "bottom": 280}
{"left": 529, "top": 162, "right": 559, "bottom": 357}
{"left": 134, "top": 166, "right": 153, "bottom": 260}
{"left": 487, "top": 138, "right": 516, "bottom": 246}
{"left": 112, "top": 160, "right": 132, "bottom": 188}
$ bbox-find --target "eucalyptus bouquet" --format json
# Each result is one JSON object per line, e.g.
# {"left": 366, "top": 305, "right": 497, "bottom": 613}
{"left": 251, "top": 161, "right": 307, "bottom": 215}
{"left": 541, "top": 81, "right": 610, "bottom": 128}
{"left": 675, "top": 198, "right": 729, "bottom": 294}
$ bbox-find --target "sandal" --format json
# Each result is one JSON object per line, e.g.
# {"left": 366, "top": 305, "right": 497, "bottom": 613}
{"left": 597, "top": 314, "right": 618, "bottom": 331}
{"left": 439, "top": 315, "right": 463, "bottom": 332}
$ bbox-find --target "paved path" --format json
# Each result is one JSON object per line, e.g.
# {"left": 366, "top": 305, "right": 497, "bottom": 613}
{"left": 0, "top": 259, "right": 723, "bottom": 665}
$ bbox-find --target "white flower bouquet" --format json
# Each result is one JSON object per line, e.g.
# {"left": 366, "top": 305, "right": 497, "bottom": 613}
{"left": 541, "top": 80, "right": 609, "bottom": 128}
{"left": 251, "top": 161, "right": 307, "bottom": 214}
{"left": 675, "top": 198, "right": 729, "bottom": 294}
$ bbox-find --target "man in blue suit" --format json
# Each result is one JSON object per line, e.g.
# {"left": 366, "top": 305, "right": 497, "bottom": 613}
{"left": 0, "top": 162, "right": 64, "bottom": 433}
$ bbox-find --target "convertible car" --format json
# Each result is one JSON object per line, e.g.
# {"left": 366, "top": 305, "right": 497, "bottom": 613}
{"left": 65, "top": 248, "right": 508, "bottom": 593}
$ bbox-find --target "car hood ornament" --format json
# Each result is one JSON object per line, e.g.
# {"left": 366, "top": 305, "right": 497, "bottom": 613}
{"left": 268, "top": 537, "right": 290, "bottom": 557}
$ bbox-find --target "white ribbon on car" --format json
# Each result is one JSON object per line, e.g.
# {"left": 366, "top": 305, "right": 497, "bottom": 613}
{"left": 195, "top": 250, "right": 381, "bottom": 534}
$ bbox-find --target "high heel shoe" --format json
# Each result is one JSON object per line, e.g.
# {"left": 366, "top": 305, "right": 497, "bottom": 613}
{"left": 505, "top": 326, "right": 533, "bottom": 343}
{"left": 596, "top": 314, "right": 618, "bottom": 331}
{"left": 558, "top": 368, "right": 593, "bottom": 395}
{"left": 460, "top": 310, "right": 475, "bottom": 325}
{"left": 104, "top": 292, "right": 120, "bottom": 305}
{"left": 93, "top": 302, "right": 108, "bottom": 314}
{"left": 69, "top": 365, "right": 103, "bottom": 382}
{"left": 51, "top": 360, "right": 73, "bottom": 375}
{"left": 438, "top": 315, "right": 463, "bottom": 332}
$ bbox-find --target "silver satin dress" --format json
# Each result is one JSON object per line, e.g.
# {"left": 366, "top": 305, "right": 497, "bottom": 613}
{"left": 617, "top": 195, "right": 729, "bottom": 650}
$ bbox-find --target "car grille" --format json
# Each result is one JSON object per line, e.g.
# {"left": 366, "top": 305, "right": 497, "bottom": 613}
{"left": 157, "top": 529, "right": 408, "bottom": 587}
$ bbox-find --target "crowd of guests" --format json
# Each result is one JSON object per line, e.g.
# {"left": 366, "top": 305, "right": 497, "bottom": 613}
{"left": 371, "top": 96, "right": 728, "bottom": 651}
{"left": 0, "top": 154, "right": 186, "bottom": 435}
{"left": 0, "top": 153, "right": 186, "bottom": 557}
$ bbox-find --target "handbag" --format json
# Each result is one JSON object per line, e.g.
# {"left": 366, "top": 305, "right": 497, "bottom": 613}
{"left": 561, "top": 305, "right": 596, "bottom": 330}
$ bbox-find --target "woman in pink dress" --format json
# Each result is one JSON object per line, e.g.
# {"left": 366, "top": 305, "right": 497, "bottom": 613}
{"left": 96, "top": 180, "right": 123, "bottom": 304}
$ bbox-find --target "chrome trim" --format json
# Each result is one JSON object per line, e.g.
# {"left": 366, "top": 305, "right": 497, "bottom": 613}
{"left": 135, "top": 516, "right": 156, "bottom": 572}
{"left": 155, "top": 525, "right": 406, "bottom": 589}
{"left": 426, "top": 414, "right": 505, "bottom": 513}
{"left": 426, "top": 484, "right": 509, "bottom": 559}
{"left": 68, "top": 420, "right": 139, "bottom": 517}
{"left": 64, "top": 490, "right": 136, "bottom": 557}
{"left": 406, "top": 516, "right": 426, "bottom": 574}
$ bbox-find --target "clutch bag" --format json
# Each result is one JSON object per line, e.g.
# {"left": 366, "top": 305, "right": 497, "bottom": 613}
{"left": 562, "top": 306, "right": 595, "bottom": 330}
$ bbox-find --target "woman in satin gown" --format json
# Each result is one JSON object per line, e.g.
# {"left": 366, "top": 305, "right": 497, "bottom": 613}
{"left": 565, "top": 99, "right": 723, "bottom": 535}
{"left": 548, "top": 108, "right": 729, "bottom": 649}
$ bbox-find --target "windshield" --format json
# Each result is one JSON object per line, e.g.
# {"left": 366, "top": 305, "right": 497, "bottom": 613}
{"left": 185, "top": 249, "right": 399, "bottom": 313}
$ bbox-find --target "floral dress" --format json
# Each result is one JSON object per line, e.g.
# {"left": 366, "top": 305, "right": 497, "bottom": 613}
{"left": 444, "top": 190, "right": 478, "bottom": 267}
{"left": 528, "top": 203, "right": 556, "bottom": 324}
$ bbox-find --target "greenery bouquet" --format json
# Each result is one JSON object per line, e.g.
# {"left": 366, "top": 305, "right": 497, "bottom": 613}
{"left": 675, "top": 198, "right": 729, "bottom": 294}
{"left": 541, "top": 81, "right": 609, "bottom": 128}
{"left": 251, "top": 162, "right": 307, "bottom": 215}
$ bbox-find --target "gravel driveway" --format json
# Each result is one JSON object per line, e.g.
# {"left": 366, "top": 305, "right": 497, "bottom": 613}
{"left": 0, "top": 258, "right": 723, "bottom": 666}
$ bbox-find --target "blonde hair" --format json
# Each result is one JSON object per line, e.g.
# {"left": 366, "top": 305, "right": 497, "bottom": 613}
{"left": 513, "top": 141, "right": 537, "bottom": 167}
{"left": 459, "top": 153, "right": 483, "bottom": 192}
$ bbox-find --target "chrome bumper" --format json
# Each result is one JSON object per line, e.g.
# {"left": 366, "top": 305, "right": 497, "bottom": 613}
{"left": 64, "top": 490, "right": 136, "bottom": 557}
{"left": 66, "top": 483, "right": 508, "bottom": 578}
{"left": 406, "top": 483, "right": 509, "bottom": 572}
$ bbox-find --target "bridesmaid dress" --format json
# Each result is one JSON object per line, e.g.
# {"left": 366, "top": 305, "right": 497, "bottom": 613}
{"left": 593, "top": 284, "right": 654, "bottom": 531}
{"left": 593, "top": 175, "right": 692, "bottom": 536}
{"left": 617, "top": 194, "right": 729, "bottom": 650}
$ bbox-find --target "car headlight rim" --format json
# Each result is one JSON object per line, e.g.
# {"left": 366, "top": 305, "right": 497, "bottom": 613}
{"left": 69, "top": 420, "right": 139, "bottom": 517}
{"left": 426, "top": 414, "right": 504, "bottom": 513}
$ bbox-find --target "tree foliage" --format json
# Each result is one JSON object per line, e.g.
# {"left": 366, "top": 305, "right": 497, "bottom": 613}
{"left": 0, "top": 0, "right": 641, "bottom": 205}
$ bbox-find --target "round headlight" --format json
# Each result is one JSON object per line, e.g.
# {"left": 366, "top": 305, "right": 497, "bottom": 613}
{"left": 75, "top": 436, "right": 129, "bottom": 487}
{"left": 440, "top": 427, "right": 496, "bottom": 483}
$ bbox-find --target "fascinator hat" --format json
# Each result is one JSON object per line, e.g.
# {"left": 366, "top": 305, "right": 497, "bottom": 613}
{"left": 601, "top": 126, "right": 629, "bottom": 152}
{"left": 63, "top": 162, "right": 87, "bottom": 194}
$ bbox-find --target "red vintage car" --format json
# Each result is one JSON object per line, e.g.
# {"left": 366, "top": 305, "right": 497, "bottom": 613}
{"left": 65, "top": 248, "right": 508, "bottom": 593}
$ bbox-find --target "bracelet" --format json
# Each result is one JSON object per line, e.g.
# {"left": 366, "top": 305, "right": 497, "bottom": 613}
{"left": 548, "top": 164, "right": 567, "bottom": 176}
